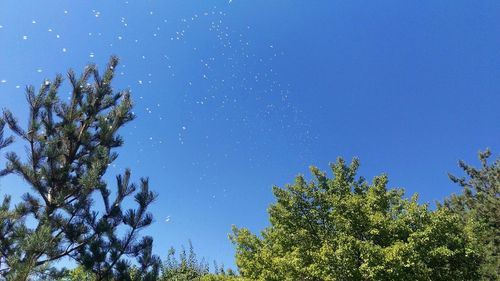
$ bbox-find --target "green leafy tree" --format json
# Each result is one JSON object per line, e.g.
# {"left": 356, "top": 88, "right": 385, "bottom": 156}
{"left": 155, "top": 241, "right": 246, "bottom": 281}
{"left": 201, "top": 267, "right": 250, "bottom": 281}
{"left": 56, "top": 266, "right": 97, "bottom": 281}
{"left": 444, "top": 149, "right": 499, "bottom": 280}
{"left": 159, "top": 241, "right": 209, "bottom": 281}
{"left": 201, "top": 274, "right": 249, "bottom": 281}
{"left": 0, "top": 57, "right": 159, "bottom": 280}
{"left": 231, "top": 158, "right": 480, "bottom": 281}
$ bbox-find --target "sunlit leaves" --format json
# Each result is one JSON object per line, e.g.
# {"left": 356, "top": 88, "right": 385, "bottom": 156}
{"left": 231, "top": 158, "right": 481, "bottom": 281}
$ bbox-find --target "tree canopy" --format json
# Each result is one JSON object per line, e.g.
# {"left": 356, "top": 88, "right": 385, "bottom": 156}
{"left": 231, "top": 158, "right": 481, "bottom": 281}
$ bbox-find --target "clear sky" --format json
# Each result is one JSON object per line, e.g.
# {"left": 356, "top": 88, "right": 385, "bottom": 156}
{"left": 0, "top": 0, "right": 499, "bottom": 270}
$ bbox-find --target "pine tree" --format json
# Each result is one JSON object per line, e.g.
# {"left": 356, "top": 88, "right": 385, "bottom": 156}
{"left": 0, "top": 56, "right": 159, "bottom": 280}
{"left": 445, "top": 149, "right": 499, "bottom": 280}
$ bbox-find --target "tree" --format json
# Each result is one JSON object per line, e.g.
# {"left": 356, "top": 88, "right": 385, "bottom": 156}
{"left": 231, "top": 158, "right": 480, "bottom": 281}
{"left": 56, "top": 241, "right": 246, "bottom": 281}
{"left": 0, "top": 57, "right": 159, "bottom": 280}
{"left": 56, "top": 264, "right": 159, "bottom": 281}
{"left": 444, "top": 149, "right": 499, "bottom": 280}
{"left": 158, "top": 241, "right": 209, "bottom": 281}
{"left": 201, "top": 274, "right": 249, "bottom": 281}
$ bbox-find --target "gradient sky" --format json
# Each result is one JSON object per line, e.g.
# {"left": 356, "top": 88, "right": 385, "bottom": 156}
{"left": 0, "top": 0, "right": 499, "bottom": 270}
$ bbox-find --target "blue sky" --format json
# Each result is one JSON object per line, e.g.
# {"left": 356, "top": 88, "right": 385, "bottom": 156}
{"left": 0, "top": 0, "right": 499, "bottom": 270}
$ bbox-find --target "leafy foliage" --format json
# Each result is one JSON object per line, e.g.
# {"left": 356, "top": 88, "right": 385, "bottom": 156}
{"left": 231, "top": 158, "right": 481, "bottom": 281}
{"left": 0, "top": 57, "right": 159, "bottom": 280}
{"left": 200, "top": 274, "right": 248, "bottom": 281}
{"left": 445, "top": 149, "right": 499, "bottom": 280}
{"left": 158, "top": 241, "right": 209, "bottom": 281}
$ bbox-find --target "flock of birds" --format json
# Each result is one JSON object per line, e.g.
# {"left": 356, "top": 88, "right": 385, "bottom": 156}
{"left": 0, "top": 2, "right": 315, "bottom": 215}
